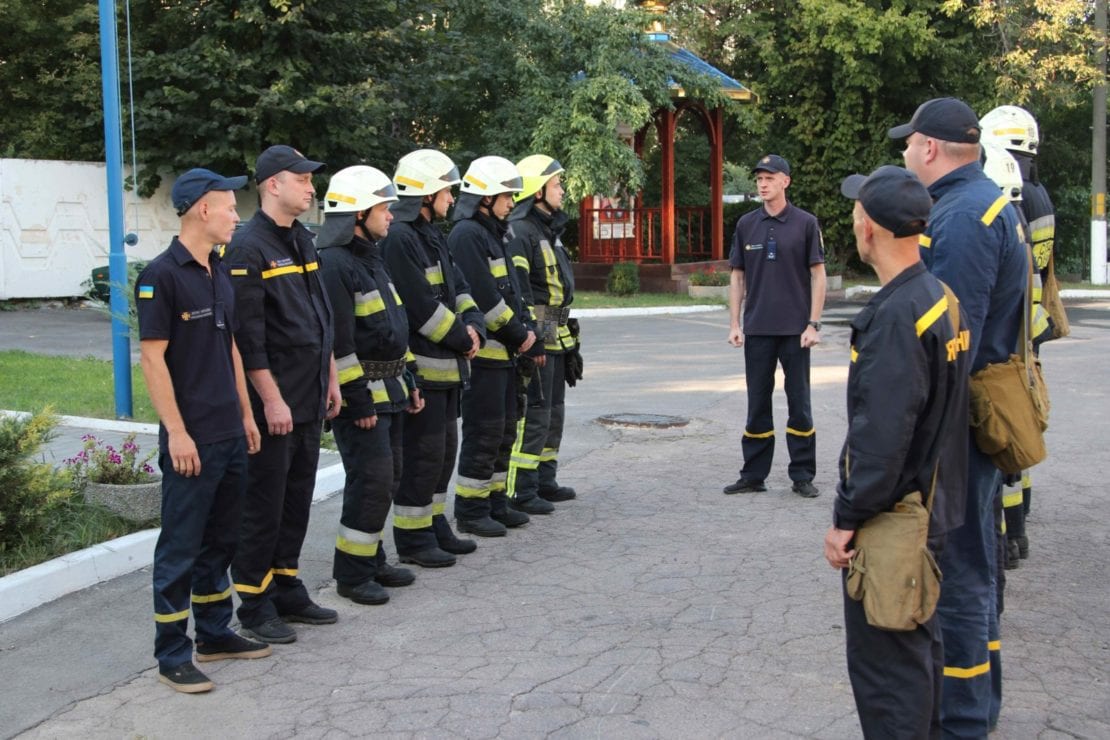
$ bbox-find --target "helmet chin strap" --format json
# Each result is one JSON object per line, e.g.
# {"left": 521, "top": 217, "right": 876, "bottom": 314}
{"left": 479, "top": 196, "right": 496, "bottom": 216}
{"left": 355, "top": 209, "right": 374, "bottom": 241}
{"left": 421, "top": 194, "right": 436, "bottom": 220}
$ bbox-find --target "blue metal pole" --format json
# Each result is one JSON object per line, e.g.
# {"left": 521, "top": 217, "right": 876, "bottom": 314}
{"left": 98, "top": 0, "right": 133, "bottom": 418}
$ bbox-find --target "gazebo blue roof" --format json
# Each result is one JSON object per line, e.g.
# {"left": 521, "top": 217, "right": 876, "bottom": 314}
{"left": 647, "top": 31, "right": 753, "bottom": 101}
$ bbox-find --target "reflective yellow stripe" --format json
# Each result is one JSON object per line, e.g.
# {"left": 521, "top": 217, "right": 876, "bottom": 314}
{"left": 191, "top": 587, "right": 232, "bottom": 604}
{"left": 743, "top": 429, "right": 775, "bottom": 439}
{"left": 390, "top": 284, "right": 403, "bottom": 305}
{"left": 1022, "top": 472, "right": 1032, "bottom": 488}
{"left": 230, "top": 268, "right": 248, "bottom": 276}
{"left": 336, "top": 535, "right": 378, "bottom": 556}
{"left": 154, "top": 609, "right": 190, "bottom": 623}
{"left": 273, "top": 568, "right": 298, "bottom": 577}
{"left": 354, "top": 290, "right": 386, "bottom": 317}
{"left": 419, "top": 304, "right": 456, "bottom": 342}
{"left": 326, "top": 191, "right": 358, "bottom": 205}
{"left": 919, "top": 234, "right": 932, "bottom": 249}
{"left": 464, "top": 173, "right": 488, "bottom": 190}
{"left": 395, "top": 174, "right": 424, "bottom": 190}
{"left": 485, "top": 302, "right": 514, "bottom": 331}
{"left": 455, "top": 476, "right": 489, "bottom": 499}
{"left": 489, "top": 258, "right": 508, "bottom": 278}
{"left": 980, "top": 195, "right": 1009, "bottom": 226}
{"left": 369, "top": 380, "right": 390, "bottom": 404}
{"left": 393, "top": 504, "right": 434, "bottom": 530}
{"left": 432, "top": 492, "right": 447, "bottom": 515}
{"left": 988, "top": 640, "right": 1001, "bottom": 651}
{"left": 1002, "top": 491, "right": 1024, "bottom": 508}
{"left": 916, "top": 296, "right": 948, "bottom": 337}
{"left": 539, "top": 447, "right": 558, "bottom": 462}
{"left": 512, "top": 255, "right": 530, "bottom": 270}
{"left": 234, "top": 570, "right": 273, "bottom": 595}
{"left": 477, "top": 339, "right": 510, "bottom": 361}
{"left": 456, "top": 293, "right": 478, "bottom": 313}
{"left": 786, "top": 427, "right": 815, "bottom": 437}
{"left": 850, "top": 346, "right": 858, "bottom": 363}
{"left": 540, "top": 241, "right": 565, "bottom": 305}
{"left": 261, "top": 264, "right": 304, "bottom": 279}
{"left": 944, "top": 661, "right": 991, "bottom": 679}
{"left": 336, "top": 353, "right": 362, "bottom": 385}
{"left": 425, "top": 265, "right": 445, "bottom": 285}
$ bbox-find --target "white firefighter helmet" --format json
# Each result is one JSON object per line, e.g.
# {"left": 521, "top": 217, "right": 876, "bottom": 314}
{"left": 393, "top": 149, "right": 461, "bottom": 196}
{"left": 980, "top": 105, "right": 1039, "bottom": 155}
{"left": 460, "top": 156, "right": 524, "bottom": 197}
{"left": 982, "top": 140, "right": 1023, "bottom": 202}
{"left": 323, "top": 166, "right": 398, "bottom": 214}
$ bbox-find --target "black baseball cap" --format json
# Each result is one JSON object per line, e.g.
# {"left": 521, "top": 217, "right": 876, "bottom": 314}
{"left": 840, "top": 165, "right": 932, "bottom": 238}
{"left": 255, "top": 145, "right": 326, "bottom": 182}
{"left": 171, "top": 168, "right": 248, "bottom": 216}
{"left": 752, "top": 154, "right": 790, "bottom": 175}
{"left": 888, "top": 97, "right": 981, "bottom": 144}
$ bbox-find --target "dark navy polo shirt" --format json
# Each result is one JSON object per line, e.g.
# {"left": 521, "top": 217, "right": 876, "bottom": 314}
{"left": 728, "top": 202, "right": 824, "bottom": 335}
{"left": 135, "top": 238, "right": 244, "bottom": 453}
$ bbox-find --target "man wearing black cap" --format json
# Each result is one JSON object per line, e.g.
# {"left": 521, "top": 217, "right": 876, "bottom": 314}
{"left": 890, "top": 97, "right": 1027, "bottom": 734}
{"left": 826, "top": 165, "right": 970, "bottom": 737}
{"left": 725, "top": 154, "right": 826, "bottom": 499}
{"left": 227, "top": 145, "right": 343, "bottom": 643}
{"left": 137, "top": 169, "right": 269, "bottom": 693}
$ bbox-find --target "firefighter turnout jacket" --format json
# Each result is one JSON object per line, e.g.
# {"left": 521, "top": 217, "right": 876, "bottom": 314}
{"left": 507, "top": 201, "right": 577, "bottom": 354}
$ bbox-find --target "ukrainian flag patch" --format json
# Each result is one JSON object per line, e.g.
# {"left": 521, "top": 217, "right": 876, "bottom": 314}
{"left": 138, "top": 285, "right": 155, "bottom": 299}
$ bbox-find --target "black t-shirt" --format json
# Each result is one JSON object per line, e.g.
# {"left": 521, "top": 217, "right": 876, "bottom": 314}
{"left": 728, "top": 202, "right": 824, "bottom": 335}
{"left": 136, "top": 238, "right": 243, "bottom": 453}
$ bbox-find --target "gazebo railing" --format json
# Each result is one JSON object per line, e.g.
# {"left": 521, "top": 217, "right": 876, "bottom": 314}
{"left": 579, "top": 206, "right": 712, "bottom": 263}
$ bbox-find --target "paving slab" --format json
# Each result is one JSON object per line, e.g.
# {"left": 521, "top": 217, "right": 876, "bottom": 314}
{"left": 0, "top": 302, "right": 1108, "bottom": 738}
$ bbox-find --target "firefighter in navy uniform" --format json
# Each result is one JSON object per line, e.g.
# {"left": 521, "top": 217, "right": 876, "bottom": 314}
{"left": 380, "top": 149, "right": 484, "bottom": 566}
{"left": 981, "top": 104, "right": 1060, "bottom": 567}
{"left": 827, "top": 165, "right": 971, "bottom": 739}
{"left": 317, "top": 165, "right": 424, "bottom": 605}
{"left": 227, "top": 145, "right": 342, "bottom": 645}
{"left": 449, "top": 156, "right": 539, "bottom": 536}
{"left": 505, "top": 154, "right": 581, "bottom": 514}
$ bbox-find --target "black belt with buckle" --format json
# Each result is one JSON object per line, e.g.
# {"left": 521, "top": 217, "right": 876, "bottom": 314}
{"left": 360, "top": 357, "right": 407, "bottom": 380}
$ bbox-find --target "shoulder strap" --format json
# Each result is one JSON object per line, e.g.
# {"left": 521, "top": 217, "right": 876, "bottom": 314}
{"left": 938, "top": 281, "right": 961, "bottom": 336}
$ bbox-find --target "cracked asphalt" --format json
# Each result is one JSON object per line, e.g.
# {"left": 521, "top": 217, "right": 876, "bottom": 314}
{"left": 2, "top": 300, "right": 1109, "bottom": 738}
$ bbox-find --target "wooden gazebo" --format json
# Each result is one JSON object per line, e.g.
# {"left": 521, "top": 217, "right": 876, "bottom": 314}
{"left": 578, "top": 2, "right": 752, "bottom": 266}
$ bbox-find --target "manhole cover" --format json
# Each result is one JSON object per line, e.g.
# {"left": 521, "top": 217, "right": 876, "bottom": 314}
{"left": 596, "top": 413, "right": 689, "bottom": 429}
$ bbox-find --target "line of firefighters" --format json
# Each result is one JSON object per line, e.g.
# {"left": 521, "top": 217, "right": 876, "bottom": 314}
{"left": 316, "top": 151, "right": 583, "bottom": 607}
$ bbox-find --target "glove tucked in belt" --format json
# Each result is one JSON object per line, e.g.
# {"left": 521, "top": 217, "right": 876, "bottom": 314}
{"left": 360, "top": 357, "right": 407, "bottom": 380}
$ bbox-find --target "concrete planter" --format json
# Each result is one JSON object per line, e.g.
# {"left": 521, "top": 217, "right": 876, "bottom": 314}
{"left": 827, "top": 274, "right": 843, "bottom": 291}
{"left": 83, "top": 479, "right": 162, "bottom": 523}
{"left": 688, "top": 285, "right": 729, "bottom": 300}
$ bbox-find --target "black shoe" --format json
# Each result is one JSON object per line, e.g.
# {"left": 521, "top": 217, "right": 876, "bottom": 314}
{"left": 240, "top": 617, "right": 297, "bottom": 644}
{"left": 398, "top": 547, "right": 457, "bottom": 568}
{"left": 457, "top": 516, "right": 507, "bottom": 538}
{"left": 538, "top": 485, "right": 576, "bottom": 502}
{"left": 374, "top": 562, "right": 416, "bottom": 588}
{"left": 723, "top": 478, "right": 766, "bottom": 495}
{"left": 491, "top": 508, "right": 530, "bottom": 528}
{"left": 1015, "top": 534, "right": 1030, "bottom": 559}
{"left": 337, "top": 580, "right": 390, "bottom": 605}
{"left": 510, "top": 496, "right": 555, "bottom": 515}
{"left": 158, "top": 661, "right": 213, "bottom": 694}
{"left": 281, "top": 602, "right": 338, "bottom": 625}
{"left": 196, "top": 633, "right": 273, "bottom": 662}
{"left": 1005, "top": 538, "right": 1021, "bottom": 570}
{"left": 792, "top": 480, "right": 820, "bottom": 498}
{"left": 433, "top": 515, "right": 478, "bottom": 554}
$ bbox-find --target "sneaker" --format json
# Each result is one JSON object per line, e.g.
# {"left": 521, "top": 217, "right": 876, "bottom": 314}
{"left": 282, "top": 602, "right": 338, "bottom": 625}
{"left": 538, "top": 486, "right": 576, "bottom": 502}
{"left": 457, "top": 516, "right": 507, "bottom": 538}
{"left": 509, "top": 496, "right": 555, "bottom": 515}
{"left": 240, "top": 617, "right": 297, "bottom": 644}
{"left": 792, "top": 480, "right": 820, "bottom": 498}
{"left": 723, "top": 478, "right": 766, "bottom": 495}
{"left": 337, "top": 580, "right": 390, "bottom": 605}
{"left": 398, "top": 547, "right": 457, "bottom": 568}
{"left": 158, "top": 662, "right": 214, "bottom": 694}
{"left": 491, "top": 508, "right": 530, "bottom": 528}
{"left": 374, "top": 562, "right": 416, "bottom": 588}
{"left": 196, "top": 633, "right": 273, "bottom": 662}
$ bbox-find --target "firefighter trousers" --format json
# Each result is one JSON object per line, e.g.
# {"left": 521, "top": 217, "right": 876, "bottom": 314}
{"left": 232, "top": 420, "right": 321, "bottom": 628}
{"left": 740, "top": 335, "right": 816, "bottom": 483}
{"left": 508, "top": 351, "right": 567, "bottom": 502}
{"left": 153, "top": 436, "right": 246, "bottom": 671}
{"left": 937, "top": 444, "right": 1002, "bottom": 737}
{"left": 456, "top": 364, "right": 518, "bottom": 521}
{"left": 331, "top": 413, "right": 401, "bottom": 587}
{"left": 395, "top": 387, "right": 458, "bottom": 555}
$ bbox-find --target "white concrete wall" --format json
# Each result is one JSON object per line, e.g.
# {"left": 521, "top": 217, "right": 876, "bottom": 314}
{"left": 0, "top": 159, "right": 266, "bottom": 300}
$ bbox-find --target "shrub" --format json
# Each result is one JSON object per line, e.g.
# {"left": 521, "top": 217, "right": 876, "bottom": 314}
{"left": 606, "top": 262, "right": 640, "bottom": 296}
{"left": 688, "top": 268, "right": 730, "bottom": 286}
{"left": 0, "top": 411, "right": 73, "bottom": 554}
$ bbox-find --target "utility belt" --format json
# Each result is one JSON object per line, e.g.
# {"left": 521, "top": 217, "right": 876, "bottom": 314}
{"left": 533, "top": 304, "right": 571, "bottom": 325}
{"left": 360, "top": 356, "right": 407, "bottom": 380}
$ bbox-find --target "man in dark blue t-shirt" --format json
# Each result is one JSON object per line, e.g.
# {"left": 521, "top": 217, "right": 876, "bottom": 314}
{"left": 725, "top": 154, "right": 827, "bottom": 499}
{"left": 137, "top": 168, "right": 266, "bottom": 693}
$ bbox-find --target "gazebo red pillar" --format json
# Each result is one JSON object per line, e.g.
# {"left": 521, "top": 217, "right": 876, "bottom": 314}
{"left": 710, "top": 105, "right": 725, "bottom": 260}
{"left": 658, "top": 107, "right": 677, "bottom": 264}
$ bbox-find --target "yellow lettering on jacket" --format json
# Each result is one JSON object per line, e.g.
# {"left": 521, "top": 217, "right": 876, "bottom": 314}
{"left": 946, "top": 329, "right": 970, "bottom": 362}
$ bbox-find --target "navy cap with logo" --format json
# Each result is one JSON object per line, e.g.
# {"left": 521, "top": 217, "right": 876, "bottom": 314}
{"left": 254, "top": 145, "right": 326, "bottom": 183}
{"left": 840, "top": 165, "right": 932, "bottom": 238}
{"left": 752, "top": 154, "right": 790, "bottom": 176}
{"left": 172, "top": 168, "right": 248, "bottom": 216}
{"left": 888, "top": 97, "right": 981, "bottom": 144}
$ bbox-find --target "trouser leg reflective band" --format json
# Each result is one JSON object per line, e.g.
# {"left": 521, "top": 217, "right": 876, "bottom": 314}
{"left": 457, "top": 365, "right": 511, "bottom": 520}
{"left": 537, "top": 356, "right": 565, "bottom": 490}
{"left": 331, "top": 415, "right": 397, "bottom": 585}
{"left": 395, "top": 388, "right": 449, "bottom": 555}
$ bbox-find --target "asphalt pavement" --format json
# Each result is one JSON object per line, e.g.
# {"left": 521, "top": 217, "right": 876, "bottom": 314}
{"left": 1, "top": 298, "right": 1109, "bottom": 738}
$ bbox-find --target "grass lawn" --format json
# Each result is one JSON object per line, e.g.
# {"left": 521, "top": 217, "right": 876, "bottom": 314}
{"left": 574, "top": 290, "right": 724, "bottom": 308}
{"left": 0, "top": 350, "right": 158, "bottom": 422}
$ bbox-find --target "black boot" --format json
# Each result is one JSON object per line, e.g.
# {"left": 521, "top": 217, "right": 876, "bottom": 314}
{"left": 374, "top": 549, "right": 415, "bottom": 587}
{"left": 490, "top": 491, "right": 529, "bottom": 528}
{"left": 433, "top": 514, "right": 477, "bottom": 554}
{"left": 337, "top": 580, "right": 390, "bottom": 605}
{"left": 457, "top": 516, "right": 507, "bottom": 537}
{"left": 398, "top": 547, "right": 457, "bottom": 568}
{"left": 538, "top": 485, "right": 576, "bottom": 502}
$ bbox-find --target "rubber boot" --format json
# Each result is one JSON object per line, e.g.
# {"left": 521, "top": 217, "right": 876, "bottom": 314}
{"left": 433, "top": 514, "right": 477, "bottom": 554}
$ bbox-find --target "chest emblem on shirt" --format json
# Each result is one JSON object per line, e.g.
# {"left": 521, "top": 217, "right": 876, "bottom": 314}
{"left": 745, "top": 243, "right": 763, "bottom": 251}
{"left": 269, "top": 258, "right": 295, "bottom": 269}
{"left": 180, "top": 307, "right": 213, "bottom": 321}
